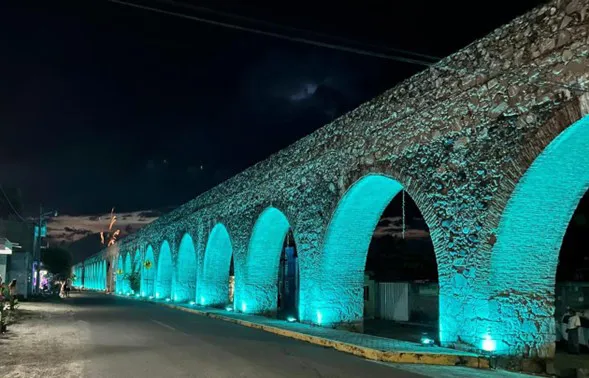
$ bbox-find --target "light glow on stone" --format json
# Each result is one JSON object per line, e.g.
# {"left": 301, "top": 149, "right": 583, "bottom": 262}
{"left": 156, "top": 241, "right": 173, "bottom": 300}
{"left": 240, "top": 207, "right": 291, "bottom": 315}
{"left": 490, "top": 115, "right": 589, "bottom": 355}
{"left": 225, "top": 305, "right": 233, "bottom": 311}
{"left": 310, "top": 174, "right": 404, "bottom": 326}
{"left": 482, "top": 335, "right": 496, "bottom": 352}
{"left": 173, "top": 233, "right": 197, "bottom": 303}
{"left": 199, "top": 223, "right": 233, "bottom": 307}
{"left": 286, "top": 316, "right": 296, "bottom": 322}
{"left": 241, "top": 302, "right": 247, "bottom": 312}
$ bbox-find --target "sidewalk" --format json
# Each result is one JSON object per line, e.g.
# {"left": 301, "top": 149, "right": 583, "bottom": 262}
{"left": 116, "top": 294, "right": 489, "bottom": 368}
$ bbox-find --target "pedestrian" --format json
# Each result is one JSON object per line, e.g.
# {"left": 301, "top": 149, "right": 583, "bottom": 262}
{"left": 65, "top": 278, "right": 71, "bottom": 298}
{"left": 565, "top": 308, "right": 581, "bottom": 354}
{"left": 8, "top": 279, "right": 16, "bottom": 296}
{"left": 8, "top": 280, "right": 17, "bottom": 309}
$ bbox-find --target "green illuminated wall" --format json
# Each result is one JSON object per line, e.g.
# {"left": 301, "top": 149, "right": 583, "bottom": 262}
{"left": 237, "top": 207, "right": 291, "bottom": 314}
{"left": 81, "top": 1, "right": 589, "bottom": 359}
{"left": 307, "top": 175, "right": 404, "bottom": 325}
{"left": 489, "top": 115, "right": 589, "bottom": 357}
{"left": 174, "top": 234, "right": 197, "bottom": 302}
{"left": 198, "top": 224, "right": 232, "bottom": 306}
{"left": 156, "top": 241, "right": 173, "bottom": 299}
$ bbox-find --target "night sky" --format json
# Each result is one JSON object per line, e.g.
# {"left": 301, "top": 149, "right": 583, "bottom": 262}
{"left": 0, "top": 0, "right": 545, "bottom": 216}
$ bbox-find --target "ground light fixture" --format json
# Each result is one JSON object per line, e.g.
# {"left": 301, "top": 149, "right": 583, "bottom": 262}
{"left": 286, "top": 316, "right": 297, "bottom": 322}
{"left": 420, "top": 333, "right": 435, "bottom": 346}
{"left": 165, "top": 298, "right": 171, "bottom": 302}
{"left": 225, "top": 305, "right": 233, "bottom": 311}
{"left": 148, "top": 296, "right": 154, "bottom": 300}
{"left": 189, "top": 301, "right": 196, "bottom": 306}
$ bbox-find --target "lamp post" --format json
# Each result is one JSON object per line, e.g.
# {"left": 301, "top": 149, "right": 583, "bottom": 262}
{"left": 33, "top": 206, "right": 58, "bottom": 294}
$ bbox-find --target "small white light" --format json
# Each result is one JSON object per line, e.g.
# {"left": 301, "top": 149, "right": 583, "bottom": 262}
{"left": 287, "top": 316, "right": 296, "bottom": 322}
{"left": 225, "top": 305, "right": 233, "bottom": 311}
{"left": 189, "top": 301, "right": 196, "bottom": 306}
{"left": 482, "top": 335, "right": 496, "bottom": 352}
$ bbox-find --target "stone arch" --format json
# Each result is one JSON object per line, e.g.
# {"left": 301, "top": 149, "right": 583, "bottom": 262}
{"left": 489, "top": 114, "right": 589, "bottom": 357}
{"left": 239, "top": 207, "right": 292, "bottom": 314}
{"left": 141, "top": 245, "right": 156, "bottom": 297}
{"left": 156, "top": 241, "right": 173, "bottom": 299}
{"left": 308, "top": 173, "right": 440, "bottom": 327}
{"left": 173, "top": 234, "right": 197, "bottom": 302}
{"left": 198, "top": 223, "right": 232, "bottom": 307}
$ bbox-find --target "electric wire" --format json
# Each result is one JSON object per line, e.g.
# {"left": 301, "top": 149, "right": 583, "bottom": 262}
{"left": 0, "top": 185, "right": 27, "bottom": 222}
{"left": 105, "top": 0, "right": 438, "bottom": 67}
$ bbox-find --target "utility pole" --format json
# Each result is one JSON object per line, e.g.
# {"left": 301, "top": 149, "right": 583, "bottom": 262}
{"left": 32, "top": 205, "right": 57, "bottom": 294}
{"left": 33, "top": 205, "right": 42, "bottom": 294}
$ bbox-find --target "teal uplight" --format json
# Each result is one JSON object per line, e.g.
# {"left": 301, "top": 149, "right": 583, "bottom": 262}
{"left": 286, "top": 316, "right": 296, "bottom": 323}
{"left": 240, "top": 207, "right": 291, "bottom": 315}
{"left": 308, "top": 174, "right": 404, "bottom": 326}
{"left": 241, "top": 302, "right": 247, "bottom": 312}
{"left": 124, "top": 253, "right": 132, "bottom": 294}
{"left": 173, "top": 233, "right": 197, "bottom": 303}
{"left": 198, "top": 223, "right": 233, "bottom": 307}
{"left": 155, "top": 241, "right": 173, "bottom": 300}
{"left": 200, "top": 296, "right": 205, "bottom": 305}
{"left": 490, "top": 115, "right": 589, "bottom": 356}
{"left": 482, "top": 334, "right": 496, "bottom": 352}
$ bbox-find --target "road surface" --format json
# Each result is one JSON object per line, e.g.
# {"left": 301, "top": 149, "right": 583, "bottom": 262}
{"left": 1, "top": 292, "right": 530, "bottom": 378}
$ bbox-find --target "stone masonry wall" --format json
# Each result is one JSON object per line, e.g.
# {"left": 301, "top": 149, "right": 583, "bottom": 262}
{"left": 84, "top": 0, "right": 589, "bottom": 358}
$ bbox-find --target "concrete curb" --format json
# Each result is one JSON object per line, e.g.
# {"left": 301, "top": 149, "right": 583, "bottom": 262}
{"left": 161, "top": 303, "right": 490, "bottom": 369}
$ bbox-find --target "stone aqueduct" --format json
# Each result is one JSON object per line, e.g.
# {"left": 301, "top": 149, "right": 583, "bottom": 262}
{"left": 77, "top": 0, "right": 589, "bottom": 358}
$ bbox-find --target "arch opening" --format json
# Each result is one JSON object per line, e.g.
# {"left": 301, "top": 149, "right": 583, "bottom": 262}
{"left": 310, "top": 174, "right": 439, "bottom": 340}
{"left": 239, "top": 207, "right": 299, "bottom": 319}
{"left": 124, "top": 253, "right": 132, "bottom": 294}
{"left": 198, "top": 223, "right": 232, "bottom": 307}
{"left": 490, "top": 115, "right": 589, "bottom": 357}
{"left": 156, "top": 241, "right": 173, "bottom": 300}
{"left": 174, "top": 234, "right": 197, "bottom": 303}
{"left": 141, "top": 245, "right": 156, "bottom": 297}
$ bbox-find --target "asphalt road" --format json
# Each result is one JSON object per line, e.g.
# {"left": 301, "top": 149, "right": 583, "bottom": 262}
{"left": 8, "top": 293, "right": 527, "bottom": 378}
{"left": 72, "top": 292, "right": 424, "bottom": 377}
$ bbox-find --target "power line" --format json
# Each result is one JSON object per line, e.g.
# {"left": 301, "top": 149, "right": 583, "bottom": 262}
{"left": 0, "top": 185, "right": 26, "bottom": 222}
{"left": 157, "top": 0, "right": 441, "bottom": 62}
{"left": 105, "top": 0, "right": 437, "bottom": 67}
